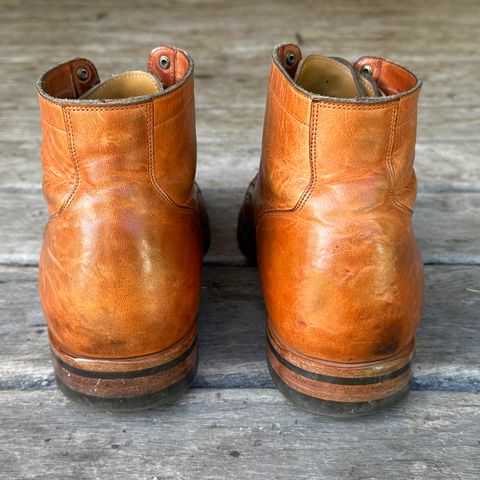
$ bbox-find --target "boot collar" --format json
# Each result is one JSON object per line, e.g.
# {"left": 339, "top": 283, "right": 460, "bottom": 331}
{"left": 36, "top": 46, "right": 194, "bottom": 106}
{"left": 271, "top": 43, "right": 422, "bottom": 105}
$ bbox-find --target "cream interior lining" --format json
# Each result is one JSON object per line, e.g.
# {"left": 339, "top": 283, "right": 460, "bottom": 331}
{"left": 80, "top": 71, "right": 162, "bottom": 100}
{"left": 294, "top": 55, "right": 375, "bottom": 98}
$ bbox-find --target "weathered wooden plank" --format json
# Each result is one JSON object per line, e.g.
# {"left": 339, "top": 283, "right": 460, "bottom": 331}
{"left": 1, "top": 0, "right": 479, "bottom": 113}
{"left": 1, "top": 265, "right": 478, "bottom": 391}
{"left": 2, "top": 60, "right": 479, "bottom": 115}
{"left": 413, "top": 193, "right": 480, "bottom": 265}
{"left": 0, "top": 389, "right": 478, "bottom": 480}
{"left": 0, "top": 0, "right": 480, "bottom": 479}
{"left": 0, "top": 1, "right": 478, "bottom": 476}
{"left": 1, "top": 189, "right": 479, "bottom": 266}
{"left": 0, "top": 1, "right": 479, "bottom": 192}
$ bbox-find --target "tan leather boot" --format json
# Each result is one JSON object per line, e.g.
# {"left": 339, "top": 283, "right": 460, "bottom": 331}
{"left": 37, "top": 46, "right": 209, "bottom": 409}
{"left": 238, "top": 43, "right": 423, "bottom": 415}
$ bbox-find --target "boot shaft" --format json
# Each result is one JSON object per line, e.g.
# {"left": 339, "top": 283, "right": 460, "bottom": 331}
{"left": 242, "top": 44, "right": 424, "bottom": 365}
{"left": 257, "top": 43, "right": 422, "bottom": 217}
{"left": 37, "top": 47, "right": 197, "bottom": 217}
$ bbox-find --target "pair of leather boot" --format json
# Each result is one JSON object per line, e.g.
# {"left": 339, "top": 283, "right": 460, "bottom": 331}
{"left": 37, "top": 44, "right": 423, "bottom": 415}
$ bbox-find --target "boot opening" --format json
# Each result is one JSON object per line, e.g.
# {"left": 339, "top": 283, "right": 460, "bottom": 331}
{"left": 293, "top": 54, "right": 381, "bottom": 98}
{"left": 38, "top": 46, "right": 193, "bottom": 101}
{"left": 80, "top": 71, "right": 163, "bottom": 100}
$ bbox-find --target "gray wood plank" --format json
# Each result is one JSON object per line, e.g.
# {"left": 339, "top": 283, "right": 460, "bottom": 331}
{"left": 0, "top": 389, "right": 479, "bottom": 480}
{"left": 1, "top": 189, "right": 479, "bottom": 267}
{"left": 1, "top": 2, "right": 479, "bottom": 477}
{"left": 1, "top": 265, "right": 479, "bottom": 391}
{"left": 1, "top": 0, "right": 479, "bottom": 111}
{"left": 0, "top": 1, "right": 479, "bottom": 192}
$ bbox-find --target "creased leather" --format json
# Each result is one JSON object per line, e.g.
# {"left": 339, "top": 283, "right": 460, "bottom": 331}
{"left": 256, "top": 59, "right": 312, "bottom": 214}
{"left": 153, "top": 74, "right": 197, "bottom": 207}
{"left": 38, "top": 99, "right": 76, "bottom": 216}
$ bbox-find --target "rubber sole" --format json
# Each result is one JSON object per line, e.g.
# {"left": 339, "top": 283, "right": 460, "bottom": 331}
{"left": 50, "top": 333, "right": 198, "bottom": 411}
{"left": 267, "top": 329, "right": 413, "bottom": 417}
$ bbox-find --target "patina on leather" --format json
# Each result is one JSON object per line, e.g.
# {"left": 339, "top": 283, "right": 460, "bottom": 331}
{"left": 37, "top": 46, "right": 208, "bottom": 363}
{"left": 238, "top": 43, "right": 423, "bottom": 413}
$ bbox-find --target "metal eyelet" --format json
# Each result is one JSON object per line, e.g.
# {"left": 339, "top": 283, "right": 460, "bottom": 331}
{"left": 76, "top": 67, "right": 89, "bottom": 81}
{"left": 361, "top": 64, "right": 373, "bottom": 76}
{"left": 285, "top": 52, "right": 296, "bottom": 67}
{"left": 159, "top": 55, "right": 170, "bottom": 69}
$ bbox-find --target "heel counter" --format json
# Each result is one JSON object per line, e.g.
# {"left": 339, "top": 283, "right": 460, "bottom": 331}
{"left": 257, "top": 212, "right": 423, "bottom": 364}
{"left": 39, "top": 208, "right": 202, "bottom": 360}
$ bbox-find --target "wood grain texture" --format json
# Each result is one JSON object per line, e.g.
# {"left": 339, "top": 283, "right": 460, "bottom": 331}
{"left": 1, "top": 0, "right": 479, "bottom": 477}
{"left": 0, "top": 0, "right": 479, "bottom": 192}
{"left": 1, "top": 389, "right": 479, "bottom": 480}
{"left": 1, "top": 189, "right": 479, "bottom": 266}
{"left": 1, "top": 265, "right": 479, "bottom": 392}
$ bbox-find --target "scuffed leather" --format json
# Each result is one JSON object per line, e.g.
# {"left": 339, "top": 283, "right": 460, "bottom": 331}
{"left": 37, "top": 47, "right": 207, "bottom": 359}
{"left": 38, "top": 100, "right": 77, "bottom": 216}
{"left": 241, "top": 44, "right": 423, "bottom": 364}
{"left": 152, "top": 74, "right": 197, "bottom": 206}
{"left": 256, "top": 59, "right": 312, "bottom": 214}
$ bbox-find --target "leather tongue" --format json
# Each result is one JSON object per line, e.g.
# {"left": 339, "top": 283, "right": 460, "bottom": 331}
{"left": 293, "top": 54, "right": 381, "bottom": 98}
{"left": 80, "top": 71, "right": 163, "bottom": 100}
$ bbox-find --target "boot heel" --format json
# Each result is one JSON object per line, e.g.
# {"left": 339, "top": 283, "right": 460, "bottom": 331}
{"left": 267, "top": 328, "right": 414, "bottom": 417}
{"left": 50, "top": 332, "right": 198, "bottom": 411}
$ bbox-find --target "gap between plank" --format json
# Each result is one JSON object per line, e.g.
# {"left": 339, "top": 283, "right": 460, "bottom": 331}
{"left": 1, "top": 260, "right": 480, "bottom": 268}
{"left": 0, "top": 375, "right": 478, "bottom": 393}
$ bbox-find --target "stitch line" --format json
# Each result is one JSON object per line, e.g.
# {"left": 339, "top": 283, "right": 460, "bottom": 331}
{"left": 269, "top": 90, "right": 309, "bottom": 127}
{"left": 65, "top": 94, "right": 194, "bottom": 126}
{"left": 295, "top": 101, "right": 318, "bottom": 211}
{"left": 314, "top": 101, "right": 397, "bottom": 111}
{"left": 378, "top": 59, "right": 384, "bottom": 81}
{"left": 272, "top": 59, "right": 311, "bottom": 101}
{"left": 173, "top": 49, "right": 179, "bottom": 84}
{"left": 256, "top": 100, "right": 401, "bottom": 221}
{"left": 256, "top": 102, "right": 316, "bottom": 222}
{"left": 147, "top": 103, "right": 196, "bottom": 216}
{"left": 385, "top": 101, "right": 412, "bottom": 215}
{"left": 84, "top": 72, "right": 161, "bottom": 99}
{"left": 55, "top": 108, "right": 81, "bottom": 217}
{"left": 65, "top": 103, "right": 148, "bottom": 112}
{"left": 42, "top": 144, "right": 70, "bottom": 218}
{"left": 41, "top": 119, "right": 67, "bottom": 133}
{"left": 386, "top": 104, "right": 398, "bottom": 184}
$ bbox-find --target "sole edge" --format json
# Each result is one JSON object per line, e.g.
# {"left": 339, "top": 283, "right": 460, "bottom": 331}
{"left": 51, "top": 339, "right": 198, "bottom": 411}
{"left": 268, "top": 358, "right": 411, "bottom": 417}
{"left": 267, "top": 334, "right": 413, "bottom": 417}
